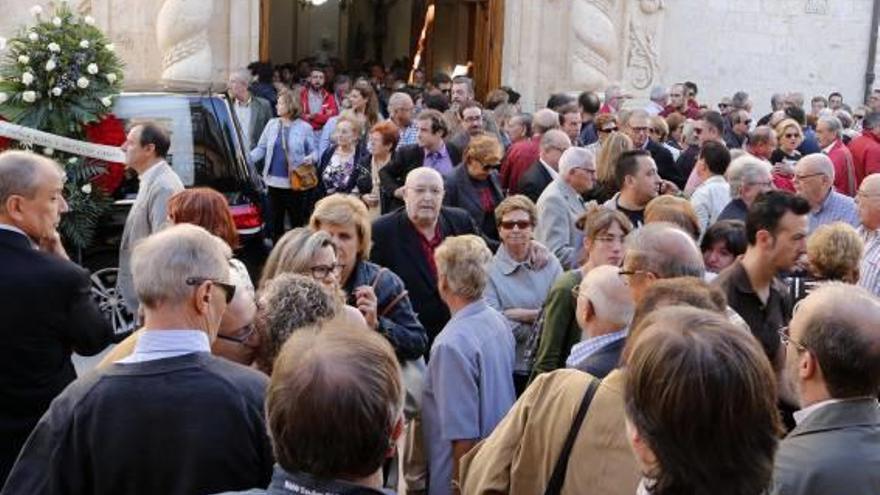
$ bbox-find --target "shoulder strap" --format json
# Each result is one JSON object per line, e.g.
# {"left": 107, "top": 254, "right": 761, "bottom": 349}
{"left": 544, "top": 377, "right": 601, "bottom": 495}
{"left": 370, "top": 267, "right": 408, "bottom": 318}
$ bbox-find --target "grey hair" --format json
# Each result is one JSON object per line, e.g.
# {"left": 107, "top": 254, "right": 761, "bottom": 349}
{"left": 434, "top": 235, "right": 492, "bottom": 300}
{"left": 726, "top": 155, "right": 772, "bottom": 199}
{"left": 540, "top": 129, "right": 572, "bottom": 151}
{"left": 452, "top": 76, "right": 475, "bottom": 95}
{"left": 863, "top": 112, "right": 880, "bottom": 130}
{"left": 559, "top": 147, "right": 594, "bottom": 176}
{"left": 0, "top": 151, "right": 63, "bottom": 213}
{"left": 387, "top": 92, "right": 413, "bottom": 112}
{"left": 732, "top": 91, "right": 750, "bottom": 109}
{"left": 259, "top": 228, "right": 336, "bottom": 289}
{"left": 798, "top": 154, "right": 835, "bottom": 181}
{"left": 132, "top": 223, "right": 232, "bottom": 308}
{"left": 579, "top": 265, "right": 634, "bottom": 327}
{"left": 228, "top": 68, "right": 251, "bottom": 85}
{"left": 533, "top": 108, "right": 560, "bottom": 134}
{"left": 650, "top": 85, "right": 668, "bottom": 102}
{"left": 817, "top": 115, "right": 842, "bottom": 137}
{"left": 255, "top": 272, "right": 339, "bottom": 374}
{"left": 833, "top": 110, "right": 854, "bottom": 129}
{"left": 624, "top": 222, "right": 705, "bottom": 279}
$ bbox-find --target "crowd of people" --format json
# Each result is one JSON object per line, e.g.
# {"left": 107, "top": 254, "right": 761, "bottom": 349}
{"left": 1, "top": 56, "right": 880, "bottom": 495}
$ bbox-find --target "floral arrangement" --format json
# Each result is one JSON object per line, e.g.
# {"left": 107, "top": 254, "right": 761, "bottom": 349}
{"left": 0, "top": 0, "right": 125, "bottom": 250}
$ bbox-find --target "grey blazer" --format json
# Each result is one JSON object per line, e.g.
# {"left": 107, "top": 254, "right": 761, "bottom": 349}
{"left": 534, "top": 178, "right": 587, "bottom": 269}
{"left": 247, "top": 96, "right": 273, "bottom": 150}
{"left": 117, "top": 161, "right": 185, "bottom": 314}
{"left": 772, "top": 398, "right": 880, "bottom": 495}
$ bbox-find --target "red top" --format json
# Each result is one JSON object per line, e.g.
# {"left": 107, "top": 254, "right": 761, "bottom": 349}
{"left": 847, "top": 130, "right": 880, "bottom": 186}
{"left": 827, "top": 139, "right": 857, "bottom": 196}
{"left": 299, "top": 86, "right": 339, "bottom": 130}
{"left": 414, "top": 221, "right": 443, "bottom": 280}
{"left": 501, "top": 136, "right": 540, "bottom": 193}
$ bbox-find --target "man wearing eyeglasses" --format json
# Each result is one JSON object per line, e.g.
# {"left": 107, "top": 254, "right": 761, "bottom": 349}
{"left": 3, "top": 224, "right": 273, "bottom": 495}
{"left": 856, "top": 174, "right": 880, "bottom": 297}
{"left": 793, "top": 154, "right": 859, "bottom": 233}
{"left": 624, "top": 109, "right": 684, "bottom": 189}
{"left": 773, "top": 284, "right": 880, "bottom": 495}
{"left": 447, "top": 101, "right": 486, "bottom": 152}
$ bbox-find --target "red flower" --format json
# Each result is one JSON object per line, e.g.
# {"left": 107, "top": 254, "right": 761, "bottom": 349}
{"left": 0, "top": 115, "right": 10, "bottom": 152}
{"left": 84, "top": 115, "right": 127, "bottom": 194}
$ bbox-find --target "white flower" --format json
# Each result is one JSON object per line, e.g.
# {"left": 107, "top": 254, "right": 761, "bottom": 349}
{"left": 51, "top": 86, "right": 62, "bottom": 96}
{"left": 21, "top": 72, "right": 34, "bottom": 86}
{"left": 42, "top": 147, "right": 54, "bottom": 156}
{"left": 52, "top": 17, "right": 62, "bottom": 27}
{"left": 104, "top": 43, "right": 114, "bottom": 52}
{"left": 22, "top": 91, "right": 36, "bottom": 103}
{"left": 101, "top": 96, "right": 112, "bottom": 107}
{"left": 68, "top": 157, "right": 77, "bottom": 164}
{"left": 87, "top": 63, "right": 98, "bottom": 74}
{"left": 18, "top": 55, "right": 29, "bottom": 64}
{"left": 45, "top": 59, "right": 56, "bottom": 71}
{"left": 79, "top": 39, "right": 89, "bottom": 49}
{"left": 84, "top": 15, "right": 95, "bottom": 25}
{"left": 48, "top": 42, "right": 60, "bottom": 53}
{"left": 105, "top": 73, "right": 117, "bottom": 83}
{"left": 0, "top": 92, "right": 7, "bottom": 104}
{"left": 76, "top": 76, "right": 89, "bottom": 89}
{"left": 30, "top": 5, "right": 43, "bottom": 17}
{"left": 27, "top": 32, "right": 38, "bottom": 42}
{"left": 81, "top": 183, "right": 93, "bottom": 194}
{"left": 0, "top": 37, "right": 6, "bottom": 50}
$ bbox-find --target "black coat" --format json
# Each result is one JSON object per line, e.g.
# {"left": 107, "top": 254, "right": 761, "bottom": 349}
{"left": 443, "top": 164, "right": 504, "bottom": 242}
{"left": 378, "top": 143, "right": 463, "bottom": 213}
{"left": 0, "top": 229, "right": 113, "bottom": 482}
{"left": 571, "top": 338, "right": 625, "bottom": 379}
{"left": 517, "top": 160, "right": 553, "bottom": 204}
{"left": 647, "top": 140, "right": 685, "bottom": 189}
{"left": 317, "top": 143, "right": 370, "bottom": 196}
{"left": 370, "top": 207, "right": 480, "bottom": 342}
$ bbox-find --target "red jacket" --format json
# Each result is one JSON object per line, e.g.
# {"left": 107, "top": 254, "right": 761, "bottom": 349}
{"left": 848, "top": 130, "right": 880, "bottom": 185}
{"left": 660, "top": 104, "right": 700, "bottom": 119}
{"left": 826, "top": 139, "right": 856, "bottom": 196}
{"left": 299, "top": 86, "right": 338, "bottom": 130}
{"left": 501, "top": 136, "right": 540, "bottom": 193}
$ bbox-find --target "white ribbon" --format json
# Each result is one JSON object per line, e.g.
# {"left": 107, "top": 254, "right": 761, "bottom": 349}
{"left": 0, "top": 120, "right": 125, "bottom": 162}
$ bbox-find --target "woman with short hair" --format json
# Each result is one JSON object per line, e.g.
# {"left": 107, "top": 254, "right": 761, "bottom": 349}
{"left": 644, "top": 195, "right": 701, "bottom": 241}
{"left": 259, "top": 227, "right": 343, "bottom": 293}
{"left": 318, "top": 113, "right": 370, "bottom": 199}
{"left": 443, "top": 134, "right": 505, "bottom": 240}
{"left": 700, "top": 219, "right": 747, "bottom": 274}
{"left": 358, "top": 120, "right": 399, "bottom": 216}
{"left": 770, "top": 118, "right": 804, "bottom": 192}
{"left": 789, "top": 222, "right": 864, "bottom": 302}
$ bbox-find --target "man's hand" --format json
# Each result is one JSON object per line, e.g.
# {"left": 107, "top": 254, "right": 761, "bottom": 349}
{"left": 353, "top": 285, "right": 379, "bottom": 330}
{"left": 39, "top": 230, "right": 69, "bottom": 260}
{"left": 660, "top": 180, "right": 681, "bottom": 196}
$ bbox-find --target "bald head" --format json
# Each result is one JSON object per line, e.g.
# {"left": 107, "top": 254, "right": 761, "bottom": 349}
{"left": 532, "top": 108, "right": 561, "bottom": 135}
{"left": 0, "top": 151, "right": 63, "bottom": 212}
{"left": 404, "top": 167, "right": 444, "bottom": 227}
{"left": 789, "top": 283, "right": 880, "bottom": 400}
{"left": 577, "top": 264, "right": 634, "bottom": 329}
{"left": 624, "top": 223, "right": 705, "bottom": 287}
{"left": 858, "top": 173, "right": 880, "bottom": 230}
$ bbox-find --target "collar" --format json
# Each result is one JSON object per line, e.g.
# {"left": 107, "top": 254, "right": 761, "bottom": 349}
{"left": 702, "top": 174, "right": 727, "bottom": 186}
{"left": 729, "top": 258, "right": 787, "bottom": 296}
{"left": 539, "top": 159, "right": 559, "bottom": 180}
{"left": 793, "top": 398, "right": 845, "bottom": 425}
{"left": 822, "top": 140, "right": 837, "bottom": 154}
{"left": 139, "top": 160, "right": 168, "bottom": 185}
{"left": 267, "top": 465, "right": 391, "bottom": 495}
{"left": 495, "top": 243, "right": 533, "bottom": 275}
{"left": 815, "top": 188, "right": 836, "bottom": 214}
{"left": 0, "top": 223, "right": 35, "bottom": 247}
{"left": 234, "top": 95, "right": 253, "bottom": 107}
{"left": 411, "top": 219, "right": 441, "bottom": 244}
{"left": 566, "top": 327, "right": 628, "bottom": 369}
{"left": 119, "top": 329, "right": 211, "bottom": 362}
{"left": 556, "top": 177, "right": 581, "bottom": 199}
{"left": 424, "top": 143, "right": 448, "bottom": 159}
{"left": 859, "top": 224, "right": 880, "bottom": 240}
{"left": 450, "top": 299, "right": 489, "bottom": 321}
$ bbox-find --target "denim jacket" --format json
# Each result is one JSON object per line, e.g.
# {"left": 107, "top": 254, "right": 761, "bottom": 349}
{"left": 249, "top": 117, "right": 316, "bottom": 189}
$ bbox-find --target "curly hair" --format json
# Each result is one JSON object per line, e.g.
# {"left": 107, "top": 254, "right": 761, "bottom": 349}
{"left": 807, "top": 222, "right": 864, "bottom": 282}
{"left": 254, "top": 273, "right": 339, "bottom": 374}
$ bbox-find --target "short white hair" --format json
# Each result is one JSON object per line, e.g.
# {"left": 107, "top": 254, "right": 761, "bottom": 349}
{"left": 388, "top": 92, "right": 413, "bottom": 111}
{"left": 797, "top": 153, "right": 835, "bottom": 181}
{"left": 726, "top": 155, "right": 772, "bottom": 199}
{"left": 434, "top": 235, "right": 492, "bottom": 300}
{"left": 228, "top": 69, "right": 250, "bottom": 85}
{"left": 817, "top": 115, "right": 842, "bottom": 136}
{"left": 559, "top": 147, "right": 594, "bottom": 176}
{"left": 132, "top": 224, "right": 232, "bottom": 308}
{"left": 650, "top": 85, "right": 668, "bottom": 102}
{"left": 579, "top": 265, "right": 634, "bottom": 327}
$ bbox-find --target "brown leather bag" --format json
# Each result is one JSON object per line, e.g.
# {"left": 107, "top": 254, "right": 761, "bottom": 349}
{"left": 280, "top": 124, "right": 318, "bottom": 191}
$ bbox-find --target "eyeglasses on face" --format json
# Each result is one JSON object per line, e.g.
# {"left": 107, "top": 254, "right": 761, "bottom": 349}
{"left": 794, "top": 172, "right": 825, "bottom": 182}
{"left": 778, "top": 326, "right": 808, "bottom": 353}
{"left": 594, "top": 234, "right": 625, "bottom": 244}
{"left": 784, "top": 133, "right": 801, "bottom": 139}
{"left": 218, "top": 323, "right": 257, "bottom": 345}
{"left": 499, "top": 220, "right": 532, "bottom": 230}
{"left": 185, "top": 277, "right": 236, "bottom": 303}
{"left": 310, "top": 263, "right": 344, "bottom": 279}
{"left": 618, "top": 268, "right": 654, "bottom": 282}
{"left": 745, "top": 180, "right": 773, "bottom": 189}
{"left": 574, "top": 167, "right": 597, "bottom": 176}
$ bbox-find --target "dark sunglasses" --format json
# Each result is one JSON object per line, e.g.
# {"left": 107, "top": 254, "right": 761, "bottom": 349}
{"left": 499, "top": 220, "right": 532, "bottom": 230}
{"left": 481, "top": 162, "right": 501, "bottom": 172}
{"left": 185, "top": 277, "right": 236, "bottom": 303}
{"left": 784, "top": 133, "right": 800, "bottom": 139}
{"left": 599, "top": 126, "right": 618, "bottom": 133}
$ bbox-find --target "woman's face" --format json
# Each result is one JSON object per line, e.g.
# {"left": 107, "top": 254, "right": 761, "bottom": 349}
{"left": 780, "top": 125, "right": 802, "bottom": 153}
{"left": 348, "top": 89, "right": 367, "bottom": 111}
{"left": 369, "top": 131, "right": 393, "bottom": 157}
{"left": 276, "top": 99, "right": 290, "bottom": 118}
{"left": 703, "top": 240, "right": 736, "bottom": 273}
{"left": 586, "top": 222, "right": 626, "bottom": 267}
{"left": 335, "top": 121, "right": 357, "bottom": 148}
{"left": 466, "top": 151, "right": 502, "bottom": 182}
{"left": 498, "top": 209, "right": 532, "bottom": 249}
{"left": 308, "top": 244, "right": 340, "bottom": 290}
{"left": 317, "top": 222, "right": 360, "bottom": 283}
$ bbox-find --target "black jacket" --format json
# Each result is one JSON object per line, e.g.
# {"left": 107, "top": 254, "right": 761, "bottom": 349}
{"left": 517, "top": 160, "right": 553, "bottom": 204}
{"left": 317, "top": 144, "right": 370, "bottom": 196}
{"left": 378, "top": 143, "right": 463, "bottom": 213}
{"left": 647, "top": 140, "right": 685, "bottom": 189}
{"left": 0, "top": 229, "right": 113, "bottom": 483}
{"left": 571, "top": 338, "right": 625, "bottom": 379}
{"left": 370, "top": 207, "right": 480, "bottom": 342}
{"left": 443, "top": 164, "right": 504, "bottom": 241}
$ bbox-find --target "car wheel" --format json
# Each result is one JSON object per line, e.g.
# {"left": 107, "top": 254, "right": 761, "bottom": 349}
{"left": 90, "top": 267, "right": 135, "bottom": 337}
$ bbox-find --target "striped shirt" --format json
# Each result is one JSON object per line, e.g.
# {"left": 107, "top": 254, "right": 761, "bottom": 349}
{"left": 858, "top": 225, "right": 880, "bottom": 297}
{"left": 397, "top": 123, "right": 419, "bottom": 149}
{"left": 565, "top": 328, "right": 628, "bottom": 369}
{"left": 809, "top": 189, "right": 859, "bottom": 233}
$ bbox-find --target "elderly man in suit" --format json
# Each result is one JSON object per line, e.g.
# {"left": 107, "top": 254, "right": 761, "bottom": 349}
{"left": 773, "top": 283, "right": 880, "bottom": 495}
{"left": 517, "top": 129, "right": 572, "bottom": 204}
{"left": 535, "top": 147, "right": 596, "bottom": 269}
{"left": 227, "top": 69, "right": 273, "bottom": 151}
{"left": 116, "top": 122, "right": 184, "bottom": 319}
{"left": 0, "top": 151, "right": 113, "bottom": 485}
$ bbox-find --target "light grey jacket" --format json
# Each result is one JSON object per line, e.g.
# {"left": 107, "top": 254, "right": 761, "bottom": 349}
{"left": 535, "top": 178, "right": 587, "bottom": 269}
{"left": 772, "top": 398, "right": 880, "bottom": 495}
{"left": 117, "top": 161, "right": 184, "bottom": 314}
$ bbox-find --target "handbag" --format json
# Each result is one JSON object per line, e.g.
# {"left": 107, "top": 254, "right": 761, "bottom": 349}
{"left": 280, "top": 124, "right": 318, "bottom": 191}
{"left": 544, "top": 377, "right": 601, "bottom": 495}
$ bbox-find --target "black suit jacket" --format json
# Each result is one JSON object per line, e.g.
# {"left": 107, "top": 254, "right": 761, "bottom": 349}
{"left": 0, "top": 229, "right": 112, "bottom": 482}
{"left": 572, "top": 337, "right": 625, "bottom": 379}
{"left": 378, "top": 143, "right": 463, "bottom": 213}
{"left": 517, "top": 160, "right": 554, "bottom": 204}
{"left": 647, "top": 140, "right": 685, "bottom": 189}
{"left": 370, "top": 207, "right": 479, "bottom": 342}
{"left": 443, "top": 164, "right": 504, "bottom": 242}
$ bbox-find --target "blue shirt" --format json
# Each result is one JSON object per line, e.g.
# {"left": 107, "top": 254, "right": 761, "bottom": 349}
{"left": 268, "top": 130, "right": 288, "bottom": 178}
{"left": 116, "top": 329, "right": 211, "bottom": 364}
{"left": 421, "top": 299, "right": 515, "bottom": 495}
{"left": 424, "top": 143, "right": 455, "bottom": 176}
{"left": 809, "top": 189, "right": 859, "bottom": 233}
{"left": 565, "top": 328, "right": 628, "bottom": 369}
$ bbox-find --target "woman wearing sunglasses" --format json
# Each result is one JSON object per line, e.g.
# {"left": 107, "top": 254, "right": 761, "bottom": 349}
{"left": 443, "top": 134, "right": 505, "bottom": 241}
{"left": 770, "top": 118, "right": 804, "bottom": 192}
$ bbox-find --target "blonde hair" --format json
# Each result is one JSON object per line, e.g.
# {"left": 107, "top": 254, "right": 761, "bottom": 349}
{"left": 645, "top": 196, "right": 701, "bottom": 241}
{"left": 260, "top": 228, "right": 336, "bottom": 289}
{"left": 310, "top": 194, "right": 373, "bottom": 260}
{"left": 494, "top": 194, "right": 537, "bottom": 227}
{"left": 807, "top": 222, "right": 864, "bottom": 282}
{"left": 434, "top": 235, "right": 492, "bottom": 300}
{"left": 277, "top": 89, "right": 302, "bottom": 119}
{"left": 334, "top": 111, "right": 365, "bottom": 141}
{"left": 775, "top": 118, "right": 803, "bottom": 140}
{"left": 596, "top": 132, "right": 633, "bottom": 184}
{"left": 464, "top": 134, "right": 503, "bottom": 165}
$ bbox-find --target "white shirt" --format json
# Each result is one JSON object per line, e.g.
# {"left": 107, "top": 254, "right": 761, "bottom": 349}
{"left": 540, "top": 159, "right": 559, "bottom": 181}
{"left": 234, "top": 98, "right": 253, "bottom": 147}
{"left": 117, "top": 329, "right": 211, "bottom": 364}
{"left": 690, "top": 175, "right": 730, "bottom": 234}
{"left": 792, "top": 399, "right": 844, "bottom": 425}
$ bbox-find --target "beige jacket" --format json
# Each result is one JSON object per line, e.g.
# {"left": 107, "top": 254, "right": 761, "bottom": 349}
{"left": 459, "top": 368, "right": 640, "bottom": 495}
